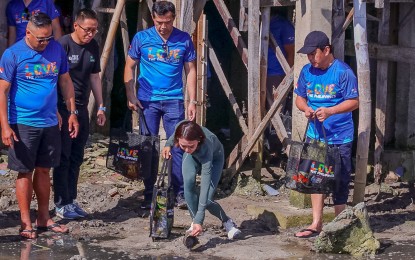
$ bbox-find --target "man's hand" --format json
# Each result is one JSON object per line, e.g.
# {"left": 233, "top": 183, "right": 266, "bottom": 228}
{"left": 315, "top": 107, "right": 333, "bottom": 122}
{"left": 190, "top": 223, "right": 203, "bottom": 237}
{"left": 96, "top": 110, "right": 106, "bottom": 126}
{"left": 57, "top": 111, "right": 62, "bottom": 130}
{"left": 304, "top": 106, "right": 315, "bottom": 120}
{"left": 68, "top": 114, "right": 79, "bottom": 138}
{"left": 162, "top": 146, "right": 172, "bottom": 159}
{"left": 127, "top": 98, "right": 143, "bottom": 111}
{"left": 187, "top": 103, "right": 196, "bottom": 121}
{"left": 1, "top": 124, "right": 18, "bottom": 148}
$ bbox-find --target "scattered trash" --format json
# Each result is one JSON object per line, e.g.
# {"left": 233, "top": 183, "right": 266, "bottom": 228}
{"left": 263, "top": 184, "right": 279, "bottom": 196}
{"left": 395, "top": 166, "right": 404, "bottom": 177}
{"left": 108, "top": 188, "right": 119, "bottom": 197}
{"left": 0, "top": 170, "right": 7, "bottom": 176}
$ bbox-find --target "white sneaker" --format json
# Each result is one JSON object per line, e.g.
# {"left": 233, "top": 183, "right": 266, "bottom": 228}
{"left": 223, "top": 219, "right": 241, "bottom": 239}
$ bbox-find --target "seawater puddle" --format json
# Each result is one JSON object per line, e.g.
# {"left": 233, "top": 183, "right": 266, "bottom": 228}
{"left": 299, "top": 240, "right": 415, "bottom": 260}
{"left": 0, "top": 234, "right": 194, "bottom": 260}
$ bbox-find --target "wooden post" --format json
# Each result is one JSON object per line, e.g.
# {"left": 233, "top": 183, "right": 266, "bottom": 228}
{"left": 88, "top": 0, "right": 126, "bottom": 124}
{"left": 374, "top": 0, "right": 390, "bottom": 185}
{"left": 353, "top": 0, "right": 371, "bottom": 205}
{"left": 120, "top": 6, "right": 129, "bottom": 60}
{"left": 195, "top": 15, "right": 208, "bottom": 125}
{"left": 248, "top": 0, "right": 262, "bottom": 180}
{"left": 332, "top": 0, "right": 346, "bottom": 60}
{"left": 222, "top": 69, "right": 294, "bottom": 182}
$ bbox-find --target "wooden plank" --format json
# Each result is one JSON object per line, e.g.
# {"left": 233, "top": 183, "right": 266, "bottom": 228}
{"left": 223, "top": 69, "right": 294, "bottom": 180}
{"left": 260, "top": 6, "right": 271, "bottom": 116}
{"left": 195, "top": 15, "right": 208, "bottom": 126}
{"left": 180, "top": 0, "right": 193, "bottom": 33}
{"left": 212, "top": 0, "right": 248, "bottom": 68}
{"left": 209, "top": 44, "right": 249, "bottom": 135}
{"left": 239, "top": 0, "right": 248, "bottom": 32}
{"left": 345, "top": 40, "right": 415, "bottom": 63}
{"left": 332, "top": 0, "right": 346, "bottom": 60}
{"left": 269, "top": 34, "right": 290, "bottom": 75}
{"left": 242, "top": 0, "right": 295, "bottom": 7}
{"left": 120, "top": 7, "right": 129, "bottom": 59}
{"left": 193, "top": 0, "right": 208, "bottom": 35}
{"left": 248, "top": 0, "right": 262, "bottom": 178}
{"left": 374, "top": 0, "right": 390, "bottom": 184}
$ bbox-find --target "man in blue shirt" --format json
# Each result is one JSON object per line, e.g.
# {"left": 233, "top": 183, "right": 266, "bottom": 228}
{"left": 265, "top": 9, "right": 295, "bottom": 158}
{"left": 293, "top": 31, "right": 359, "bottom": 238}
{"left": 6, "top": 0, "right": 62, "bottom": 46}
{"left": 124, "top": 1, "right": 197, "bottom": 210}
{"left": 0, "top": 13, "right": 78, "bottom": 239}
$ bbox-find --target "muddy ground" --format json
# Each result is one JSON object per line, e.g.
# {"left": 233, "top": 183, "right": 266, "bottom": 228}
{"left": 1, "top": 135, "right": 415, "bottom": 259}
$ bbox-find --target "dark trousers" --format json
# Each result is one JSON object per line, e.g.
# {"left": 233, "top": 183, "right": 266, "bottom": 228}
{"left": 53, "top": 107, "right": 89, "bottom": 207}
{"left": 140, "top": 100, "right": 185, "bottom": 201}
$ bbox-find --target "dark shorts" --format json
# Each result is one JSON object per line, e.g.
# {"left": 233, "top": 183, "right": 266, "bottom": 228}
{"left": 8, "top": 124, "right": 61, "bottom": 173}
{"left": 331, "top": 142, "right": 353, "bottom": 205}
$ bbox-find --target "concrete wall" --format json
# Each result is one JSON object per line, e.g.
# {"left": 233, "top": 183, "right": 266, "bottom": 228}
{"left": 292, "top": 0, "right": 333, "bottom": 141}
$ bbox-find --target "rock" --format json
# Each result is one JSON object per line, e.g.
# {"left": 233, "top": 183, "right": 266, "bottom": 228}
{"left": 232, "top": 174, "right": 263, "bottom": 197}
{"left": 0, "top": 197, "right": 11, "bottom": 210}
{"left": 95, "top": 157, "right": 107, "bottom": 167}
{"left": 314, "top": 202, "right": 380, "bottom": 256}
{"left": 108, "top": 188, "right": 119, "bottom": 197}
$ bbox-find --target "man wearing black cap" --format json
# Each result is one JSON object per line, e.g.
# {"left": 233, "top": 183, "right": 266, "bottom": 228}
{"left": 294, "top": 31, "right": 359, "bottom": 238}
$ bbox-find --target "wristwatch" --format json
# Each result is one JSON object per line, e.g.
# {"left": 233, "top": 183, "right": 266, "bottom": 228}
{"left": 98, "top": 106, "right": 106, "bottom": 112}
{"left": 70, "top": 109, "right": 78, "bottom": 115}
{"left": 189, "top": 100, "right": 198, "bottom": 105}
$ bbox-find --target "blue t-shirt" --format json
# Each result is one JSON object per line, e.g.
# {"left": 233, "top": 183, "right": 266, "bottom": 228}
{"left": 267, "top": 16, "right": 295, "bottom": 76}
{"left": 6, "top": 0, "right": 60, "bottom": 42}
{"left": 294, "top": 59, "right": 359, "bottom": 144}
{"left": 0, "top": 38, "right": 69, "bottom": 127}
{"left": 128, "top": 26, "right": 196, "bottom": 101}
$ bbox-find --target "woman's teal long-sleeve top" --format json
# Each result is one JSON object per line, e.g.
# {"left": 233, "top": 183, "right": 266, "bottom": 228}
{"left": 165, "top": 124, "right": 224, "bottom": 225}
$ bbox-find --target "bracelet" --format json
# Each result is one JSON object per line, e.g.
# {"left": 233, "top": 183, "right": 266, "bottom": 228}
{"left": 98, "top": 106, "right": 106, "bottom": 112}
{"left": 189, "top": 100, "right": 198, "bottom": 105}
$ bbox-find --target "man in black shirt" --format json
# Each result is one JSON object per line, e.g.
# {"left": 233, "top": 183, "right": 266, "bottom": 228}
{"left": 53, "top": 8, "right": 105, "bottom": 219}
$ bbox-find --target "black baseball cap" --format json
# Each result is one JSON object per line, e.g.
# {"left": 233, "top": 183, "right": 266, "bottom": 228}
{"left": 297, "top": 31, "right": 330, "bottom": 54}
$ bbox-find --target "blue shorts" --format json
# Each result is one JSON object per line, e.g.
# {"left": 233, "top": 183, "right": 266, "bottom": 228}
{"left": 331, "top": 142, "right": 353, "bottom": 205}
{"left": 7, "top": 124, "right": 61, "bottom": 173}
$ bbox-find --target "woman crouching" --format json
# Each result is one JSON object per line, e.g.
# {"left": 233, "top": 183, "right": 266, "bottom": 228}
{"left": 162, "top": 120, "right": 241, "bottom": 239}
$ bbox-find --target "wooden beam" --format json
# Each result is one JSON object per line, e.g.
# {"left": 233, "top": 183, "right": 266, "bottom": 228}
{"left": 374, "top": 0, "right": 390, "bottom": 184}
{"left": 209, "top": 44, "right": 249, "bottom": 135}
{"left": 223, "top": 69, "right": 294, "bottom": 181}
{"left": 239, "top": 0, "right": 248, "bottom": 32}
{"left": 195, "top": 15, "right": 208, "bottom": 126}
{"left": 242, "top": 0, "right": 295, "bottom": 7}
{"left": 180, "top": 0, "right": 193, "bottom": 33}
{"left": 345, "top": 40, "right": 415, "bottom": 63}
{"left": 120, "top": 7, "right": 129, "bottom": 59}
{"left": 269, "top": 34, "right": 290, "bottom": 75}
{"left": 88, "top": 0, "right": 126, "bottom": 122}
{"left": 248, "top": 0, "right": 262, "bottom": 179}
{"left": 332, "top": 0, "right": 346, "bottom": 60}
{"left": 212, "top": 0, "right": 248, "bottom": 68}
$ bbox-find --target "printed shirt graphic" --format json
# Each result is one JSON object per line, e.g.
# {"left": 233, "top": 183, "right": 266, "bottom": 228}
{"left": 128, "top": 26, "right": 196, "bottom": 101}
{"left": 267, "top": 16, "right": 295, "bottom": 76}
{"left": 0, "top": 39, "right": 69, "bottom": 127}
{"left": 294, "top": 59, "right": 359, "bottom": 144}
{"left": 6, "top": 0, "right": 60, "bottom": 42}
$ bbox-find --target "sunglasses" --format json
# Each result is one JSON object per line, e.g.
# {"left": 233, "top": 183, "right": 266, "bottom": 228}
{"left": 77, "top": 23, "right": 99, "bottom": 34}
{"left": 162, "top": 43, "right": 169, "bottom": 58}
{"left": 27, "top": 29, "right": 53, "bottom": 44}
{"left": 24, "top": 7, "right": 30, "bottom": 19}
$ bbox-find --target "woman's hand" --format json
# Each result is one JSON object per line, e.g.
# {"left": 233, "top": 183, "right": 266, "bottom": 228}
{"left": 162, "top": 146, "right": 172, "bottom": 159}
{"left": 190, "top": 223, "right": 203, "bottom": 237}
